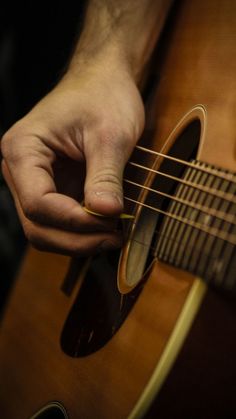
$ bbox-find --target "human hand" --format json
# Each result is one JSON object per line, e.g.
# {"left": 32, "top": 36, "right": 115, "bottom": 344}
{"left": 1, "top": 59, "right": 144, "bottom": 255}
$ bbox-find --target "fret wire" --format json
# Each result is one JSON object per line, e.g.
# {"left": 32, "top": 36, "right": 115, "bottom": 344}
{"left": 128, "top": 220, "right": 216, "bottom": 255}
{"left": 124, "top": 178, "right": 236, "bottom": 225}
{"left": 124, "top": 196, "right": 236, "bottom": 245}
{"left": 162, "top": 163, "right": 207, "bottom": 269}
{"left": 204, "top": 177, "right": 234, "bottom": 287}
{"left": 128, "top": 161, "right": 236, "bottom": 204}
{"left": 180, "top": 169, "right": 216, "bottom": 274}
{"left": 135, "top": 145, "right": 236, "bottom": 183}
{"left": 130, "top": 222, "right": 235, "bottom": 291}
{"left": 190, "top": 173, "right": 226, "bottom": 282}
{"left": 128, "top": 227, "right": 228, "bottom": 264}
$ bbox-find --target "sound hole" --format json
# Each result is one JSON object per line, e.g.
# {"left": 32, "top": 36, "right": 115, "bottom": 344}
{"left": 60, "top": 119, "right": 200, "bottom": 357}
{"left": 124, "top": 119, "right": 201, "bottom": 288}
{"left": 30, "top": 402, "right": 68, "bottom": 419}
{"left": 61, "top": 250, "right": 145, "bottom": 357}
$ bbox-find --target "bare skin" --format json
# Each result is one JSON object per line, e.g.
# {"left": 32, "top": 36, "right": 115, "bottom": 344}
{"left": 1, "top": 0, "right": 172, "bottom": 256}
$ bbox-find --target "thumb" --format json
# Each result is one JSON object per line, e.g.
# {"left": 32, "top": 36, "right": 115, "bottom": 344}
{"left": 84, "top": 131, "right": 134, "bottom": 216}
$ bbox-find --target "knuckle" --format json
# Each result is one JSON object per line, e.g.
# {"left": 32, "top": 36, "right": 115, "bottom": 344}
{"left": 1, "top": 133, "right": 12, "bottom": 158}
{"left": 23, "top": 223, "right": 37, "bottom": 244}
{"left": 1, "top": 134, "right": 20, "bottom": 163}
{"left": 23, "top": 224, "right": 46, "bottom": 252}
{"left": 93, "top": 124, "right": 137, "bottom": 165}
{"left": 69, "top": 240, "right": 95, "bottom": 257}
{"left": 1, "top": 122, "right": 32, "bottom": 162}
{"left": 93, "top": 170, "right": 121, "bottom": 186}
{"left": 97, "top": 239, "right": 120, "bottom": 252}
{"left": 98, "top": 126, "right": 130, "bottom": 148}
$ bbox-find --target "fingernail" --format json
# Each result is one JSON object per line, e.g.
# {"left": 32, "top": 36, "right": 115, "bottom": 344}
{"left": 94, "top": 191, "right": 123, "bottom": 206}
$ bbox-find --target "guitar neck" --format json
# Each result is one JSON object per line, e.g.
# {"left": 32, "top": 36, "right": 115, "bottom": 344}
{"left": 155, "top": 159, "right": 236, "bottom": 293}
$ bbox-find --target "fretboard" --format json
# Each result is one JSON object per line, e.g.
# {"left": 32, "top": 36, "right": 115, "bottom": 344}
{"left": 155, "top": 160, "right": 236, "bottom": 293}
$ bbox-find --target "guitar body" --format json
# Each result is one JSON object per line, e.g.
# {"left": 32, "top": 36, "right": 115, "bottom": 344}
{"left": 1, "top": 0, "right": 236, "bottom": 418}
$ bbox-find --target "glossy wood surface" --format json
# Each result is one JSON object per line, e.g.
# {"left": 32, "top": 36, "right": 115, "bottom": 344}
{"left": 0, "top": 0, "right": 236, "bottom": 418}
{"left": 0, "top": 249, "right": 194, "bottom": 419}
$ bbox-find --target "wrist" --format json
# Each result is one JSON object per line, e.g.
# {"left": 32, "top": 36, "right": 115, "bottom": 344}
{"left": 67, "top": 0, "right": 173, "bottom": 84}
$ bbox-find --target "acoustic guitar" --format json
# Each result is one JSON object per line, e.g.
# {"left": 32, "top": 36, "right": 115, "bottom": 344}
{"left": 1, "top": 0, "right": 236, "bottom": 418}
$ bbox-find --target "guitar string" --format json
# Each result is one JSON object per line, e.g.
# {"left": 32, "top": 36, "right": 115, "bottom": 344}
{"left": 129, "top": 230, "right": 230, "bottom": 289}
{"left": 129, "top": 227, "right": 227, "bottom": 266}
{"left": 124, "top": 196, "right": 236, "bottom": 246}
{"left": 122, "top": 146, "right": 236, "bottom": 279}
{"left": 135, "top": 145, "right": 236, "bottom": 183}
{"left": 123, "top": 178, "right": 236, "bottom": 225}
{"left": 128, "top": 161, "right": 236, "bottom": 204}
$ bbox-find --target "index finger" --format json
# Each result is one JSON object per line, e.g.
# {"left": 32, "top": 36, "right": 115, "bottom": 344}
{"left": 1, "top": 135, "right": 116, "bottom": 232}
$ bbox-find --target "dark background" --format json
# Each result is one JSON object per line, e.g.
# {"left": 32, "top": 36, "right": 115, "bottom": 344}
{"left": 0, "top": 2, "right": 86, "bottom": 314}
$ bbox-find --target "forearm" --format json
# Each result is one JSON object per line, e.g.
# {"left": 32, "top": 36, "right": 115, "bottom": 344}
{"left": 68, "top": 0, "right": 173, "bottom": 82}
